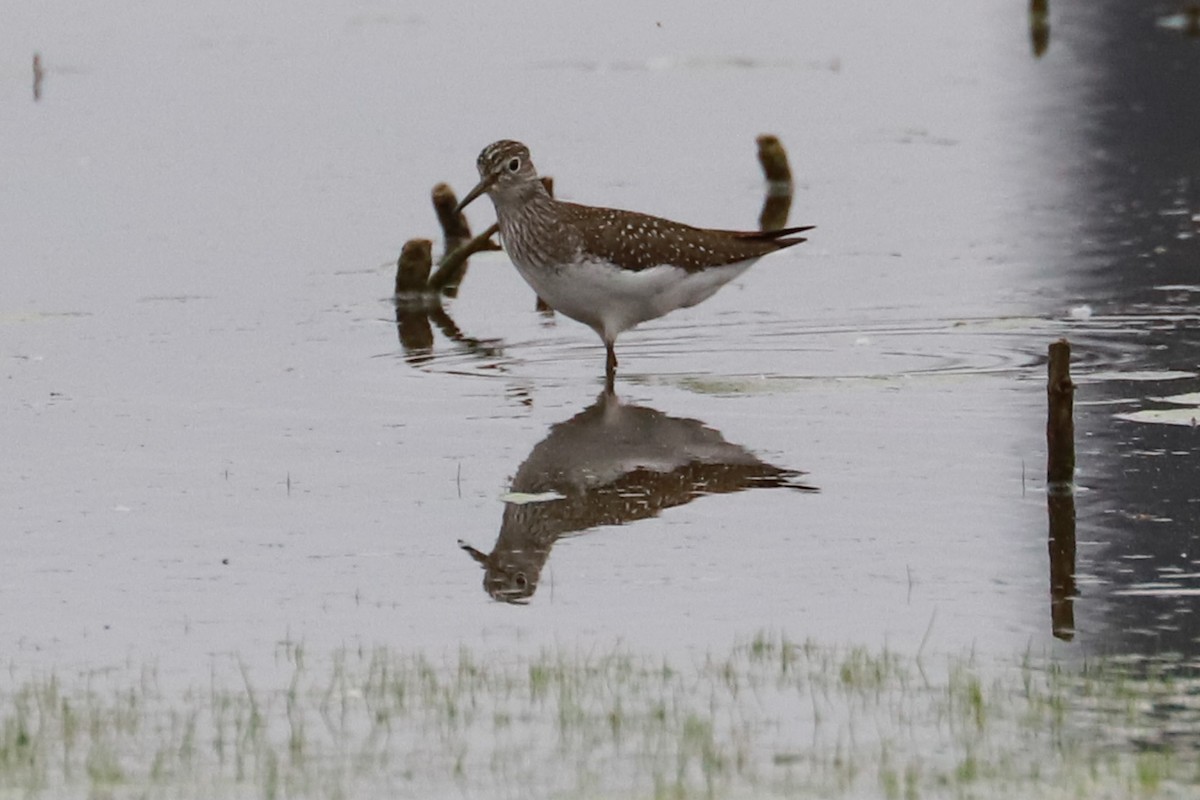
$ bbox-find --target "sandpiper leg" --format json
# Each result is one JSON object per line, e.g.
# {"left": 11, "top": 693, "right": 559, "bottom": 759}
{"left": 605, "top": 342, "right": 618, "bottom": 376}
{"left": 604, "top": 343, "right": 618, "bottom": 391}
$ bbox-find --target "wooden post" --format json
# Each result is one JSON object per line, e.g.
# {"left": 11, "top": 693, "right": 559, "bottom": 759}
{"left": 431, "top": 183, "right": 473, "bottom": 257}
{"left": 33, "top": 53, "right": 45, "bottom": 101}
{"left": 756, "top": 134, "right": 793, "bottom": 184}
{"left": 1046, "top": 339, "right": 1075, "bottom": 487}
{"left": 428, "top": 223, "right": 499, "bottom": 292}
{"left": 429, "top": 183, "right": 476, "bottom": 293}
{"left": 394, "top": 239, "right": 432, "bottom": 294}
{"left": 1029, "top": 0, "right": 1050, "bottom": 57}
{"left": 756, "top": 135, "right": 794, "bottom": 232}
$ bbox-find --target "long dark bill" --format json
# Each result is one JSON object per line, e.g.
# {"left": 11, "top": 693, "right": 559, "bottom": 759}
{"left": 453, "top": 174, "right": 496, "bottom": 215}
{"left": 458, "top": 539, "right": 491, "bottom": 567}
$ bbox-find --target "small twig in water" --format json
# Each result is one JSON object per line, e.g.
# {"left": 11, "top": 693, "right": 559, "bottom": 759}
{"left": 916, "top": 608, "right": 937, "bottom": 688}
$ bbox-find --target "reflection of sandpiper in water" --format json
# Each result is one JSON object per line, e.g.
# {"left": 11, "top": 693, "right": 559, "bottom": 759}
{"left": 459, "top": 391, "right": 816, "bottom": 603}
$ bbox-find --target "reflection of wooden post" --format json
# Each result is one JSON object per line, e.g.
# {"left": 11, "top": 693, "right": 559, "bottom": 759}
{"left": 1046, "top": 338, "right": 1076, "bottom": 640}
{"left": 396, "top": 302, "right": 434, "bottom": 360}
{"left": 1047, "top": 339, "right": 1075, "bottom": 486}
{"left": 1048, "top": 492, "right": 1076, "bottom": 640}
{"left": 759, "top": 190, "right": 793, "bottom": 233}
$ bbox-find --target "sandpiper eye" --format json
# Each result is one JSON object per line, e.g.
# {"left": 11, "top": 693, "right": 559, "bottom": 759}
{"left": 507, "top": 157, "right": 521, "bottom": 172}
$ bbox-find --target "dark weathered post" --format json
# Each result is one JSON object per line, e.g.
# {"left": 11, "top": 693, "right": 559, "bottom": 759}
{"left": 33, "top": 53, "right": 45, "bottom": 101}
{"left": 431, "top": 183, "right": 473, "bottom": 257}
{"left": 429, "top": 183, "right": 478, "bottom": 292}
{"left": 395, "top": 239, "right": 433, "bottom": 294}
{"left": 1046, "top": 339, "right": 1075, "bottom": 486}
{"left": 756, "top": 134, "right": 793, "bottom": 184}
{"left": 1029, "top": 0, "right": 1050, "bottom": 57}
{"left": 428, "top": 224, "right": 499, "bottom": 293}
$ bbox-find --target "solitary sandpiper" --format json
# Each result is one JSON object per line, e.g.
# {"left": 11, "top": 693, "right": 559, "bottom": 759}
{"left": 456, "top": 140, "right": 813, "bottom": 380}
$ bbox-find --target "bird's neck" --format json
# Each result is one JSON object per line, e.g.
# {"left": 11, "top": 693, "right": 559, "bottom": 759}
{"left": 491, "top": 183, "right": 573, "bottom": 269}
{"left": 493, "top": 183, "right": 561, "bottom": 236}
{"left": 494, "top": 181, "right": 556, "bottom": 220}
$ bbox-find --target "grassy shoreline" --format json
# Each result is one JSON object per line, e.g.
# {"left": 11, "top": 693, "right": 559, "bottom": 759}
{"left": 2, "top": 634, "right": 1198, "bottom": 799}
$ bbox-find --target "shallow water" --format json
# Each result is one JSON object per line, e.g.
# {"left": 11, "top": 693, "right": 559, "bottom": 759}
{"left": 2, "top": 0, "right": 1199, "bottom": 719}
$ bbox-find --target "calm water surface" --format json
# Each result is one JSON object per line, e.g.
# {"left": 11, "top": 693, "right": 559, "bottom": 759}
{"left": 2, "top": 0, "right": 1198, "bottom": 694}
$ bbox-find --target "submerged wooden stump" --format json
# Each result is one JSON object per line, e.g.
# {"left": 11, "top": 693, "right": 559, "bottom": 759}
{"left": 428, "top": 183, "right": 500, "bottom": 293}
{"left": 33, "top": 53, "right": 44, "bottom": 101}
{"left": 394, "top": 239, "right": 432, "bottom": 294}
{"left": 756, "top": 135, "right": 794, "bottom": 232}
{"left": 431, "top": 182, "right": 472, "bottom": 256}
{"left": 1029, "top": 0, "right": 1050, "bottom": 57}
{"left": 756, "top": 134, "right": 793, "bottom": 185}
{"left": 428, "top": 223, "right": 499, "bottom": 294}
{"left": 393, "top": 187, "right": 501, "bottom": 296}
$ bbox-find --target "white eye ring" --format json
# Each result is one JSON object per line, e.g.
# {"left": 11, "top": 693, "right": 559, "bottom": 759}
{"left": 507, "top": 157, "right": 520, "bottom": 172}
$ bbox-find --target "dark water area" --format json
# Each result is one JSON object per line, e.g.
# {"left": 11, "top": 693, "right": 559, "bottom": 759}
{"left": 1064, "top": 0, "right": 1200, "bottom": 296}
{"left": 1035, "top": 1, "right": 1200, "bottom": 662}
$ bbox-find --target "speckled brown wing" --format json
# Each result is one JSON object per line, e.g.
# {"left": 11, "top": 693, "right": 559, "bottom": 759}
{"left": 561, "top": 202, "right": 813, "bottom": 273}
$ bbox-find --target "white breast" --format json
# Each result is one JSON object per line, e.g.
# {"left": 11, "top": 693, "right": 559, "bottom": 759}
{"left": 513, "top": 257, "right": 758, "bottom": 343}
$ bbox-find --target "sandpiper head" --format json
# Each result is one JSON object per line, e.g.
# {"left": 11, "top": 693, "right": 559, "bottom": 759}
{"left": 455, "top": 140, "right": 541, "bottom": 214}
{"left": 458, "top": 539, "right": 535, "bottom": 603}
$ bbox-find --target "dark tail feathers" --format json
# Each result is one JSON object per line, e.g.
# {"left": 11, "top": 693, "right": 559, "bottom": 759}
{"left": 736, "top": 224, "right": 815, "bottom": 248}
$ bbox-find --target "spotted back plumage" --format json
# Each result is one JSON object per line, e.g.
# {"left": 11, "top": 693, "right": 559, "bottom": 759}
{"left": 562, "top": 202, "right": 810, "bottom": 274}
{"left": 467, "top": 139, "right": 813, "bottom": 275}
